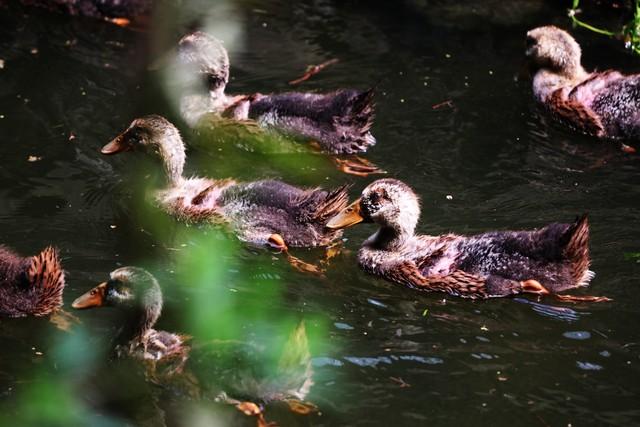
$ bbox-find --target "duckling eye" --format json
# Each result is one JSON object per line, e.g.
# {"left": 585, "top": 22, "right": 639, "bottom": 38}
{"left": 526, "top": 35, "right": 536, "bottom": 48}
{"left": 206, "top": 74, "right": 224, "bottom": 90}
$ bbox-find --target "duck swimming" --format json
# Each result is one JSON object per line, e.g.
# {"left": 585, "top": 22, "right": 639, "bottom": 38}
{"left": 327, "top": 179, "right": 610, "bottom": 301}
{"left": 177, "top": 31, "right": 376, "bottom": 155}
{"left": 73, "top": 267, "right": 315, "bottom": 425}
{"left": 526, "top": 25, "right": 640, "bottom": 144}
{"left": 103, "top": 115, "right": 348, "bottom": 253}
{"left": 0, "top": 245, "right": 65, "bottom": 317}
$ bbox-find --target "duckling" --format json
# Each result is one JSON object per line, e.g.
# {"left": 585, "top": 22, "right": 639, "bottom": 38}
{"left": 327, "top": 179, "right": 610, "bottom": 302}
{"left": 0, "top": 245, "right": 65, "bottom": 317}
{"left": 526, "top": 25, "right": 640, "bottom": 144}
{"left": 73, "top": 267, "right": 315, "bottom": 425}
{"left": 102, "top": 115, "right": 348, "bottom": 253}
{"left": 177, "top": 31, "right": 376, "bottom": 155}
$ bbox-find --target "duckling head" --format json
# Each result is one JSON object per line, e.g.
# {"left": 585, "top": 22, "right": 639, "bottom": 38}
{"left": 327, "top": 178, "right": 421, "bottom": 237}
{"left": 102, "top": 115, "right": 186, "bottom": 184}
{"left": 72, "top": 267, "right": 163, "bottom": 332}
{"left": 178, "top": 31, "right": 230, "bottom": 98}
{"left": 526, "top": 26, "right": 583, "bottom": 76}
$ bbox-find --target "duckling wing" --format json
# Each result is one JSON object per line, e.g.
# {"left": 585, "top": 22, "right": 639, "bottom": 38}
{"left": 220, "top": 180, "right": 347, "bottom": 247}
{"left": 581, "top": 72, "right": 640, "bottom": 139}
{"left": 189, "top": 326, "right": 312, "bottom": 405}
{"left": 456, "top": 216, "right": 592, "bottom": 291}
{"left": 384, "top": 260, "right": 492, "bottom": 299}
{"left": 548, "top": 88, "right": 605, "bottom": 136}
{"left": 248, "top": 89, "right": 376, "bottom": 153}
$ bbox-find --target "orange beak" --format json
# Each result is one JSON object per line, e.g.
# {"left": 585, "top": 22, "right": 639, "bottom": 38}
{"left": 72, "top": 282, "right": 107, "bottom": 309}
{"left": 326, "top": 198, "right": 364, "bottom": 229}
{"left": 101, "top": 133, "right": 130, "bottom": 155}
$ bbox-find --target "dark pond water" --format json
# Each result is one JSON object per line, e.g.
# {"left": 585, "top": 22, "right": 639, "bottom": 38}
{"left": 1, "top": 0, "right": 639, "bottom": 425}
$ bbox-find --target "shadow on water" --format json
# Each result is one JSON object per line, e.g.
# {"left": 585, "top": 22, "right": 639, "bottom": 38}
{"left": 0, "top": 0, "right": 639, "bottom": 426}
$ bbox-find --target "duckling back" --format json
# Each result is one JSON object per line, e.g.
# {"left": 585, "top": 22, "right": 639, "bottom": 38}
{"left": 0, "top": 246, "right": 65, "bottom": 317}
{"left": 587, "top": 73, "right": 640, "bottom": 139}
{"left": 455, "top": 216, "right": 593, "bottom": 292}
{"left": 219, "top": 180, "right": 349, "bottom": 247}
{"left": 249, "top": 89, "right": 376, "bottom": 154}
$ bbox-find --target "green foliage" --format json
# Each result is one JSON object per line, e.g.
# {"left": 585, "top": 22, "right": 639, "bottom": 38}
{"left": 569, "top": 0, "right": 640, "bottom": 55}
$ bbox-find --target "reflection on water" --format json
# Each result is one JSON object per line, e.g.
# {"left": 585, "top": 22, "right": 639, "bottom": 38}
{"left": 0, "top": 0, "right": 640, "bottom": 426}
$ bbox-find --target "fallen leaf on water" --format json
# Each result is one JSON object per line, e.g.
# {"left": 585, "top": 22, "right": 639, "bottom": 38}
{"left": 108, "top": 17, "right": 131, "bottom": 27}
{"left": 621, "top": 143, "right": 636, "bottom": 154}
{"left": 285, "top": 399, "right": 318, "bottom": 414}
{"left": 422, "top": 308, "right": 429, "bottom": 317}
{"left": 390, "top": 376, "right": 411, "bottom": 388}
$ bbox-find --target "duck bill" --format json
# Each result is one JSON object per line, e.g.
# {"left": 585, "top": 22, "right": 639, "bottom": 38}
{"left": 326, "top": 199, "right": 364, "bottom": 230}
{"left": 72, "top": 282, "right": 107, "bottom": 309}
{"left": 101, "top": 134, "right": 129, "bottom": 155}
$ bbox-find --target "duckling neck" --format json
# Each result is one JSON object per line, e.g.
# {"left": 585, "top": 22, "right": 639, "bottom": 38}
{"left": 365, "top": 224, "right": 414, "bottom": 250}
{"left": 155, "top": 130, "right": 186, "bottom": 186}
{"left": 533, "top": 64, "right": 590, "bottom": 102}
{"left": 116, "top": 302, "right": 162, "bottom": 345}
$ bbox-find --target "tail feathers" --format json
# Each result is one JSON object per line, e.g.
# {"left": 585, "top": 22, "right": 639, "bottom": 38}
{"left": 296, "top": 184, "right": 350, "bottom": 224}
{"left": 26, "top": 246, "right": 65, "bottom": 316}
{"left": 346, "top": 88, "right": 375, "bottom": 129}
{"left": 562, "top": 214, "right": 593, "bottom": 287}
{"left": 333, "top": 89, "right": 376, "bottom": 153}
{"left": 277, "top": 321, "right": 313, "bottom": 400}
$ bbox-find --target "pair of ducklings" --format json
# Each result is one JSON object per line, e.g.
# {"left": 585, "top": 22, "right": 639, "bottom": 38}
{"left": 100, "top": 114, "right": 608, "bottom": 303}
{"left": 0, "top": 252, "right": 313, "bottom": 424}
{"left": 179, "top": 26, "right": 640, "bottom": 149}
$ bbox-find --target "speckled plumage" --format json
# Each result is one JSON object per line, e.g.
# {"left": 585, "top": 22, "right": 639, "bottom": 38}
{"left": 176, "top": 31, "right": 376, "bottom": 153}
{"left": 0, "top": 246, "right": 65, "bottom": 317}
{"left": 104, "top": 115, "right": 348, "bottom": 248}
{"left": 527, "top": 25, "right": 640, "bottom": 140}
{"left": 329, "top": 179, "right": 597, "bottom": 300}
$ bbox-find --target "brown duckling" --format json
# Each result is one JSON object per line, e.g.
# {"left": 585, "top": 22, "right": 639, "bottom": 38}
{"left": 177, "top": 31, "right": 376, "bottom": 155}
{"left": 327, "top": 179, "right": 610, "bottom": 302}
{"left": 102, "top": 115, "right": 348, "bottom": 253}
{"left": 0, "top": 245, "right": 65, "bottom": 317}
{"left": 73, "top": 267, "right": 315, "bottom": 425}
{"left": 527, "top": 25, "right": 640, "bottom": 146}
{"left": 72, "top": 266, "right": 188, "bottom": 365}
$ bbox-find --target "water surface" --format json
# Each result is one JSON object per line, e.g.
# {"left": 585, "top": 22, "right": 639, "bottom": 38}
{"left": 0, "top": 1, "right": 639, "bottom": 426}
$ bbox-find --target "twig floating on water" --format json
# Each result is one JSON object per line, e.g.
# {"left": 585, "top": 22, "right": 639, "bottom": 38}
{"left": 289, "top": 59, "right": 339, "bottom": 85}
{"left": 432, "top": 100, "right": 454, "bottom": 110}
